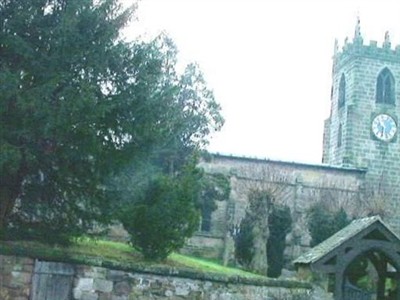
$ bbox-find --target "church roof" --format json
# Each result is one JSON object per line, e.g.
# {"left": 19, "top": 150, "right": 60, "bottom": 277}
{"left": 294, "top": 216, "right": 399, "bottom": 265}
{"left": 206, "top": 152, "right": 367, "bottom": 173}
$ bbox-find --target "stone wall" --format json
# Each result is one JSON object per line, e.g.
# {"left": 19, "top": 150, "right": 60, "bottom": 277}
{"left": 0, "top": 255, "right": 33, "bottom": 299}
{"left": 0, "top": 254, "right": 332, "bottom": 300}
{"left": 186, "top": 154, "right": 366, "bottom": 264}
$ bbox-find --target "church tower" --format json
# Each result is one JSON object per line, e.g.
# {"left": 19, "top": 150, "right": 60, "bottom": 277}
{"left": 322, "top": 18, "right": 400, "bottom": 232}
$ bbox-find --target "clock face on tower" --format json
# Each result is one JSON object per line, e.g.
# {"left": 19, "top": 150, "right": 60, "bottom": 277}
{"left": 371, "top": 114, "right": 397, "bottom": 142}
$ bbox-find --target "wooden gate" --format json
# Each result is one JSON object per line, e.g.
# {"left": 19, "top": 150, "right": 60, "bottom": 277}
{"left": 30, "top": 260, "right": 75, "bottom": 300}
{"left": 343, "top": 282, "right": 373, "bottom": 300}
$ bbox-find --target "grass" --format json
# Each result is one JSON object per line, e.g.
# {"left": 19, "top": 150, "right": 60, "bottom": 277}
{"left": 169, "top": 253, "right": 264, "bottom": 278}
{"left": 0, "top": 238, "right": 264, "bottom": 279}
{"left": 0, "top": 238, "right": 313, "bottom": 289}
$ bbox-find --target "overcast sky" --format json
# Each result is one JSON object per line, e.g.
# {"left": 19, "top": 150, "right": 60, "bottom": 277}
{"left": 122, "top": 0, "right": 400, "bottom": 164}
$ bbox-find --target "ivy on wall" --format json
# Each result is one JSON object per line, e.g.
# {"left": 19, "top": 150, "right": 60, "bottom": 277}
{"left": 197, "top": 172, "right": 231, "bottom": 232}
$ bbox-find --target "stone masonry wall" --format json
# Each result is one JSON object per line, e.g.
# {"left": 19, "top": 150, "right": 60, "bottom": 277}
{"left": 0, "top": 254, "right": 332, "bottom": 300}
{"left": 188, "top": 154, "right": 366, "bottom": 264}
{"left": 0, "top": 255, "right": 33, "bottom": 299}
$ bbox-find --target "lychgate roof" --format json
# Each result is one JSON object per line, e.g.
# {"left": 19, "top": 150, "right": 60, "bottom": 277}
{"left": 294, "top": 216, "right": 400, "bottom": 299}
{"left": 294, "top": 216, "right": 400, "bottom": 266}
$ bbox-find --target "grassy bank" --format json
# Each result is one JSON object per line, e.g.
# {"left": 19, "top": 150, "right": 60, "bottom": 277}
{"left": 0, "top": 238, "right": 263, "bottom": 279}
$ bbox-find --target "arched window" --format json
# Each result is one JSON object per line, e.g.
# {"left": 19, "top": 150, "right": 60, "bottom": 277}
{"left": 376, "top": 68, "right": 395, "bottom": 105}
{"left": 338, "top": 74, "right": 346, "bottom": 109}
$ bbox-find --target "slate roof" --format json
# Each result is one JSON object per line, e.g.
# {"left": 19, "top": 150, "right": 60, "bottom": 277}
{"left": 206, "top": 153, "right": 367, "bottom": 173}
{"left": 294, "top": 216, "right": 398, "bottom": 265}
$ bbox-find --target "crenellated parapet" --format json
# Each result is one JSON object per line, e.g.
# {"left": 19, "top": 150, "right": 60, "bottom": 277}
{"left": 333, "top": 18, "right": 400, "bottom": 70}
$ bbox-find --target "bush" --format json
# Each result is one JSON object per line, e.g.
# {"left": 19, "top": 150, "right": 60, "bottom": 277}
{"left": 307, "top": 204, "right": 350, "bottom": 246}
{"left": 267, "top": 204, "right": 292, "bottom": 278}
{"left": 233, "top": 213, "right": 254, "bottom": 267}
{"left": 120, "top": 174, "right": 199, "bottom": 261}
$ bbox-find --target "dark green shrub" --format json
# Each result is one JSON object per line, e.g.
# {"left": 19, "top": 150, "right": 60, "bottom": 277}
{"left": 120, "top": 174, "right": 199, "bottom": 261}
{"left": 307, "top": 204, "right": 350, "bottom": 246}
{"left": 233, "top": 213, "right": 254, "bottom": 267}
{"left": 267, "top": 204, "right": 292, "bottom": 278}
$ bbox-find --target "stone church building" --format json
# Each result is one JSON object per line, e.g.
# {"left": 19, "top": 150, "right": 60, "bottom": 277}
{"left": 184, "top": 22, "right": 400, "bottom": 266}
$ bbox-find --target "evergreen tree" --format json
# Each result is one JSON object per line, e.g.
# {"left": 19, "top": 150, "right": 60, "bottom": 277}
{"left": 267, "top": 204, "right": 292, "bottom": 278}
{"left": 307, "top": 204, "right": 351, "bottom": 246}
{"left": 234, "top": 212, "right": 254, "bottom": 267}
{"left": 0, "top": 0, "right": 223, "bottom": 240}
{"left": 120, "top": 163, "right": 201, "bottom": 261}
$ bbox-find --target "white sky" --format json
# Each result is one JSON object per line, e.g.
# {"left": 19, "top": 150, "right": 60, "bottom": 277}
{"left": 122, "top": 0, "right": 400, "bottom": 164}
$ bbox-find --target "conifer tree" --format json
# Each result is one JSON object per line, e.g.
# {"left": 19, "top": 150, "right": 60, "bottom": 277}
{"left": 0, "top": 0, "right": 223, "bottom": 240}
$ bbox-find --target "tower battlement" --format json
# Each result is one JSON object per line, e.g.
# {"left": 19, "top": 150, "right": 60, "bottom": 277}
{"left": 333, "top": 19, "right": 400, "bottom": 69}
